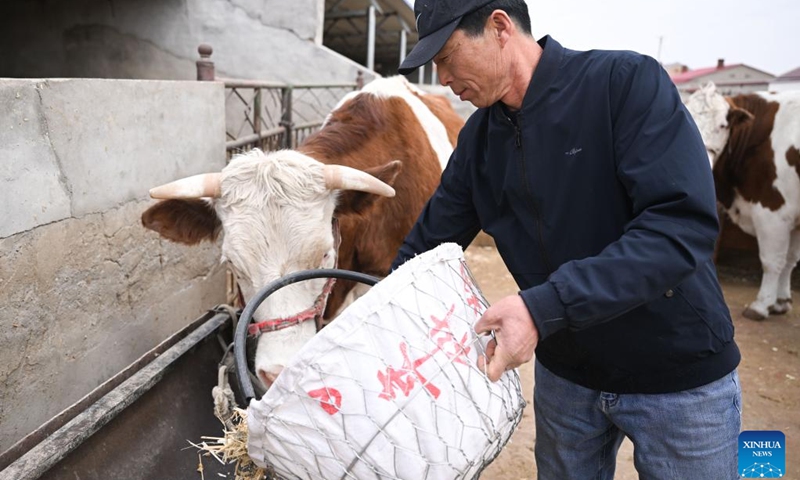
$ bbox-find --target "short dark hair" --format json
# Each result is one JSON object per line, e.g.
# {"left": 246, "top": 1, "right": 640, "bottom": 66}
{"left": 457, "top": 0, "right": 532, "bottom": 37}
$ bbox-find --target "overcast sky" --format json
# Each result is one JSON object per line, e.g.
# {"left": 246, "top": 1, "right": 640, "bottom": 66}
{"left": 407, "top": 0, "right": 798, "bottom": 76}
{"left": 524, "top": 0, "right": 798, "bottom": 76}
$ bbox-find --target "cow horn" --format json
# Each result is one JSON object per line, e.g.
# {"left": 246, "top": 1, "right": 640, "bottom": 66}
{"left": 322, "top": 165, "right": 395, "bottom": 197}
{"left": 149, "top": 173, "right": 222, "bottom": 199}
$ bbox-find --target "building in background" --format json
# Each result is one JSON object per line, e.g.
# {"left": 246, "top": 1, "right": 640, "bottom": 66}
{"left": 769, "top": 66, "right": 800, "bottom": 92}
{"left": 0, "top": 0, "right": 420, "bottom": 83}
{"left": 663, "top": 62, "right": 690, "bottom": 77}
{"left": 323, "top": 0, "right": 419, "bottom": 78}
{"left": 670, "top": 59, "right": 775, "bottom": 101}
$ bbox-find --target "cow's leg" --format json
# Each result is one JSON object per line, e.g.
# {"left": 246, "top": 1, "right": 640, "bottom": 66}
{"left": 769, "top": 228, "right": 800, "bottom": 315}
{"left": 745, "top": 220, "right": 792, "bottom": 320}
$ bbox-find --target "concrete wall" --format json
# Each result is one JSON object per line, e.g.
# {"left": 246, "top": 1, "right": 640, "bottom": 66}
{"left": 0, "top": 0, "right": 372, "bottom": 84}
{"left": 0, "top": 78, "right": 228, "bottom": 453}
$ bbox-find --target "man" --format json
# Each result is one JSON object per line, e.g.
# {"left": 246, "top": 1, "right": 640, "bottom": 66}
{"left": 392, "top": 0, "right": 742, "bottom": 478}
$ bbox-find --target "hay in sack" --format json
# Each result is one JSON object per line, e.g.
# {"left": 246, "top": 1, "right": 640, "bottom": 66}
{"left": 245, "top": 243, "right": 526, "bottom": 479}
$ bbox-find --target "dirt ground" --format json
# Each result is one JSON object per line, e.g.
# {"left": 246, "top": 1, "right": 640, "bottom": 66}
{"left": 465, "top": 245, "right": 800, "bottom": 480}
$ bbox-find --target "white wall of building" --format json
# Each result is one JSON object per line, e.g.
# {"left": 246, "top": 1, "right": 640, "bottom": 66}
{"left": 769, "top": 80, "right": 800, "bottom": 92}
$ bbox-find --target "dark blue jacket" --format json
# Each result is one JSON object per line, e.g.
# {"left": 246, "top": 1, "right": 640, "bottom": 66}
{"left": 392, "top": 36, "right": 740, "bottom": 393}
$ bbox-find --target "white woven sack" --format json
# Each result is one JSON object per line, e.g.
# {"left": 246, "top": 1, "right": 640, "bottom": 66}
{"left": 247, "top": 243, "right": 525, "bottom": 479}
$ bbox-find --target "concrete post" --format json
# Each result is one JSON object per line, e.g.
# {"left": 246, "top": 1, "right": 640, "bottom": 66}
{"left": 196, "top": 44, "right": 215, "bottom": 81}
{"left": 419, "top": 64, "right": 426, "bottom": 84}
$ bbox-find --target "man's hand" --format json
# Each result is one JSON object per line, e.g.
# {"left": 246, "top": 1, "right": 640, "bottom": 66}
{"left": 474, "top": 294, "right": 539, "bottom": 382}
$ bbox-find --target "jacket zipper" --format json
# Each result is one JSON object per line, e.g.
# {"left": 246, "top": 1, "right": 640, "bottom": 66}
{"left": 511, "top": 113, "right": 555, "bottom": 275}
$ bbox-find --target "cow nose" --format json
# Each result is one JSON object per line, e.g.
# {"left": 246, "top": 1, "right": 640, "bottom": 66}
{"left": 257, "top": 365, "right": 284, "bottom": 389}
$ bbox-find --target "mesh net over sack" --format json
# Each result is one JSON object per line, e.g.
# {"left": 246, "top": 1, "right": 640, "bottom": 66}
{"left": 246, "top": 243, "right": 526, "bottom": 479}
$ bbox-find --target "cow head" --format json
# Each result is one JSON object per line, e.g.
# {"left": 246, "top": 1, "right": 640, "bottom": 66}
{"left": 686, "top": 82, "right": 754, "bottom": 165}
{"left": 142, "top": 149, "right": 400, "bottom": 389}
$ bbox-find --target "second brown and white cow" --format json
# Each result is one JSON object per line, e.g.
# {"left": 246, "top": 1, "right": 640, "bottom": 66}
{"left": 142, "top": 76, "right": 464, "bottom": 388}
{"left": 686, "top": 82, "right": 800, "bottom": 320}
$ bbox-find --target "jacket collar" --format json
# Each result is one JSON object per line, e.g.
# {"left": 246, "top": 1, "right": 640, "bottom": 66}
{"left": 493, "top": 35, "right": 564, "bottom": 119}
{"left": 523, "top": 35, "right": 565, "bottom": 109}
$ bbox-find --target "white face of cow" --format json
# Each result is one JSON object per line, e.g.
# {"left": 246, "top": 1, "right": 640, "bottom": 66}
{"left": 216, "top": 150, "right": 339, "bottom": 389}
{"left": 209, "top": 150, "right": 338, "bottom": 388}
{"left": 685, "top": 82, "right": 732, "bottom": 165}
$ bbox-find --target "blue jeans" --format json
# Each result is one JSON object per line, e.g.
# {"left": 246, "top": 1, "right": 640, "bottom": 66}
{"left": 534, "top": 361, "right": 742, "bottom": 480}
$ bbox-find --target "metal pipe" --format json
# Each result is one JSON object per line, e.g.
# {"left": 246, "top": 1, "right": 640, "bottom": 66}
{"left": 234, "top": 269, "right": 379, "bottom": 403}
{"left": 293, "top": 120, "right": 323, "bottom": 131}
{"left": 280, "top": 86, "right": 293, "bottom": 149}
{"left": 253, "top": 88, "right": 262, "bottom": 135}
{"left": 225, "top": 127, "right": 286, "bottom": 150}
{"left": 367, "top": 4, "right": 376, "bottom": 71}
{"left": 0, "top": 310, "right": 222, "bottom": 471}
{"left": 221, "top": 79, "right": 357, "bottom": 90}
{"left": 219, "top": 78, "right": 287, "bottom": 89}
{"left": 290, "top": 82, "right": 358, "bottom": 89}
{"left": 0, "top": 313, "right": 230, "bottom": 480}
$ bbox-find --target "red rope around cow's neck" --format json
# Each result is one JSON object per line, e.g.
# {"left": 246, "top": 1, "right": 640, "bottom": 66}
{"left": 247, "top": 276, "right": 336, "bottom": 336}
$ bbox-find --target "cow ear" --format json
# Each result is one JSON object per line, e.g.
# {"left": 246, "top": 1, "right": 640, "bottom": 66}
{"left": 727, "top": 105, "right": 754, "bottom": 127}
{"left": 141, "top": 199, "right": 221, "bottom": 245}
{"left": 335, "top": 160, "right": 403, "bottom": 216}
{"left": 702, "top": 81, "right": 716, "bottom": 96}
{"left": 723, "top": 106, "right": 756, "bottom": 164}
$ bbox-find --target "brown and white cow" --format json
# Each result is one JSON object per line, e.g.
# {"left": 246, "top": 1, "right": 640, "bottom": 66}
{"left": 141, "top": 76, "right": 464, "bottom": 388}
{"left": 686, "top": 82, "right": 800, "bottom": 320}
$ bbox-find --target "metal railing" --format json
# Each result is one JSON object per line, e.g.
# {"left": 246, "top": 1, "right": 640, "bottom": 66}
{"left": 223, "top": 80, "right": 358, "bottom": 157}
{"left": 196, "top": 44, "right": 362, "bottom": 159}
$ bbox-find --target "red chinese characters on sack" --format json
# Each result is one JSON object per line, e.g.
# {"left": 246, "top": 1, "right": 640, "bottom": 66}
{"left": 378, "top": 343, "right": 440, "bottom": 400}
{"left": 429, "top": 304, "right": 471, "bottom": 365}
{"left": 308, "top": 387, "right": 343, "bottom": 415}
{"left": 377, "top": 299, "right": 475, "bottom": 401}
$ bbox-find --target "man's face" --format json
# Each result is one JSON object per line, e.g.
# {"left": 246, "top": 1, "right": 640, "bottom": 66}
{"left": 433, "top": 27, "right": 505, "bottom": 108}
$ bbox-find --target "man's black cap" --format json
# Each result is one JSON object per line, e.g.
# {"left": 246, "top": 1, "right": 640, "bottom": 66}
{"left": 398, "top": 0, "right": 495, "bottom": 75}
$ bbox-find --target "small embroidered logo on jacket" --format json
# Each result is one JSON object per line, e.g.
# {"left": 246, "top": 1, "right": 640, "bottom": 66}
{"left": 565, "top": 148, "right": 583, "bottom": 156}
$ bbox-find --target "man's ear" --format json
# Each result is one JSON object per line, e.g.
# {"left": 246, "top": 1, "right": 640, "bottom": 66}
{"left": 489, "top": 9, "right": 514, "bottom": 45}
{"left": 335, "top": 161, "right": 403, "bottom": 216}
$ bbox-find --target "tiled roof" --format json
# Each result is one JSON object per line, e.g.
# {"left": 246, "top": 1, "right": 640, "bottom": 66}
{"left": 774, "top": 66, "right": 800, "bottom": 82}
{"left": 670, "top": 64, "right": 743, "bottom": 83}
